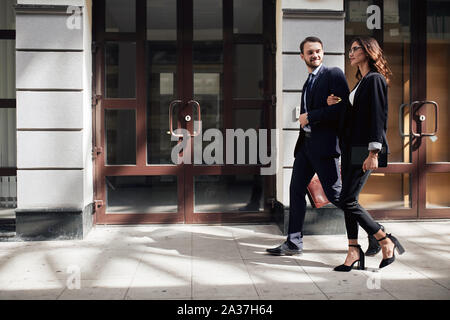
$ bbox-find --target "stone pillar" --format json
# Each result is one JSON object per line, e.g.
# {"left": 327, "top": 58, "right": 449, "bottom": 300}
{"left": 277, "top": 0, "right": 346, "bottom": 235}
{"left": 15, "top": 0, "right": 93, "bottom": 240}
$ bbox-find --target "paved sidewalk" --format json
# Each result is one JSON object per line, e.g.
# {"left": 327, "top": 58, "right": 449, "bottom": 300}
{"left": 0, "top": 221, "right": 449, "bottom": 300}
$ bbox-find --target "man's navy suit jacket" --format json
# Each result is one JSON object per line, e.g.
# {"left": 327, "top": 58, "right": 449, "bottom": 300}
{"left": 294, "top": 65, "right": 350, "bottom": 158}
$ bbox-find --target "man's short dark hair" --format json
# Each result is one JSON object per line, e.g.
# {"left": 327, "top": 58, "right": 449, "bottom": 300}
{"left": 300, "top": 36, "right": 323, "bottom": 54}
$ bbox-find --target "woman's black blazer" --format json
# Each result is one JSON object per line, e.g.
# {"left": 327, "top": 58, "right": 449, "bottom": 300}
{"left": 340, "top": 71, "right": 389, "bottom": 155}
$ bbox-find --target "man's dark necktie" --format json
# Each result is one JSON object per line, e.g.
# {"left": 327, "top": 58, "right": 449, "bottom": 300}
{"left": 302, "top": 73, "right": 314, "bottom": 114}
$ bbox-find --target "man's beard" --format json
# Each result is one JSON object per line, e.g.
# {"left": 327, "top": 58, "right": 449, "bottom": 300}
{"left": 306, "top": 59, "right": 321, "bottom": 69}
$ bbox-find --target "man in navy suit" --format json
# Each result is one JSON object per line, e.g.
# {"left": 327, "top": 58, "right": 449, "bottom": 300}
{"left": 267, "top": 36, "right": 349, "bottom": 255}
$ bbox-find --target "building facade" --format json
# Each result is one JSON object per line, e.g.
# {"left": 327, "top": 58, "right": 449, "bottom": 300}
{"left": 0, "top": 0, "right": 449, "bottom": 240}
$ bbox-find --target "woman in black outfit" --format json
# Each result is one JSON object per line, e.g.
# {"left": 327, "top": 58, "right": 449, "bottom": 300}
{"left": 327, "top": 36, "right": 405, "bottom": 271}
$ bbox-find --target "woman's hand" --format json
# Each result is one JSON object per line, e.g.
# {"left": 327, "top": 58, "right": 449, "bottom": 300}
{"left": 327, "top": 94, "right": 342, "bottom": 106}
{"left": 362, "top": 151, "right": 378, "bottom": 172}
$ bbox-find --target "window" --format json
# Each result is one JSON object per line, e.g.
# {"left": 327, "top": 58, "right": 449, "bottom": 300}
{"left": 0, "top": 0, "right": 17, "bottom": 214}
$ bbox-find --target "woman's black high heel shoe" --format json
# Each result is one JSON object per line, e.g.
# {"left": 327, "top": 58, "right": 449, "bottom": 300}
{"left": 378, "top": 233, "right": 406, "bottom": 269}
{"left": 366, "top": 224, "right": 385, "bottom": 256}
{"left": 334, "top": 244, "right": 365, "bottom": 272}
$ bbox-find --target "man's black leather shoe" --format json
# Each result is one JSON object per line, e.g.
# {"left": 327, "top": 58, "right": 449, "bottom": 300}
{"left": 366, "top": 224, "right": 385, "bottom": 256}
{"left": 266, "top": 241, "right": 302, "bottom": 256}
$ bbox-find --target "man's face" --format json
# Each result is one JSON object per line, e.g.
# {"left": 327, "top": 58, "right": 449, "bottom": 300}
{"left": 300, "top": 41, "right": 323, "bottom": 69}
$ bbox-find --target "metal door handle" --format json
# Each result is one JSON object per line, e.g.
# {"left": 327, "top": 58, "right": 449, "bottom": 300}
{"left": 420, "top": 101, "right": 438, "bottom": 137}
{"left": 169, "top": 100, "right": 183, "bottom": 137}
{"left": 187, "top": 100, "right": 202, "bottom": 137}
{"left": 410, "top": 101, "right": 422, "bottom": 137}
{"left": 399, "top": 103, "right": 409, "bottom": 138}
{"left": 410, "top": 100, "right": 439, "bottom": 137}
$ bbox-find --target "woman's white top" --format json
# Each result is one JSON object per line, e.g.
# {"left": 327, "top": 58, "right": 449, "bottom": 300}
{"left": 349, "top": 81, "right": 361, "bottom": 106}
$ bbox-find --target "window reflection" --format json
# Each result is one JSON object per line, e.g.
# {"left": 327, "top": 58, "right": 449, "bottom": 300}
{"left": 195, "top": 175, "right": 264, "bottom": 212}
{"left": 192, "top": 2, "right": 224, "bottom": 164}
{"left": 147, "top": 43, "right": 178, "bottom": 164}
{"left": 233, "top": 0, "right": 263, "bottom": 34}
{"left": 359, "top": 173, "right": 410, "bottom": 209}
{"left": 0, "top": 176, "right": 17, "bottom": 216}
{"left": 382, "top": 0, "right": 411, "bottom": 163}
{"left": 106, "top": 176, "right": 178, "bottom": 213}
{"left": 105, "top": 109, "right": 136, "bottom": 165}
{"left": 0, "top": 0, "right": 16, "bottom": 30}
{"left": 0, "top": 108, "right": 16, "bottom": 167}
{"left": 426, "top": 173, "right": 450, "bottom": 208}
{"left": 232, "top": 109, "right": 264, "bottom": 165}
{"left": 105, "top": 42, "right": 137, "bottom": 98}
{"left": 105, "top": 0, "right": 136, "bottom": 33}
{"left": 147, "top": 0, "right": 177, "bottom": 41}
{"left": 233, "top": 45, "right": 264, "bottom": 99}
{"left": 194, "top": 0, "right": 223, "bottom": 41}
{"left": 0, "top": 40, "right": 16, "bottom": 99}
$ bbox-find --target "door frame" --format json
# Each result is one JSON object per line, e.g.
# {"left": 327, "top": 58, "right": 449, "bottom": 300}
{"left": 411, "top": 0, "right": 450, "bottom": 218}
{"left": 92, "top": 0, "right": 276, "bottom": 224}
{"left": 93, "top": 0, "right": 185, "bottom": 224}
{"left": 362, "top": 0, "right": 450, "bottom": 220}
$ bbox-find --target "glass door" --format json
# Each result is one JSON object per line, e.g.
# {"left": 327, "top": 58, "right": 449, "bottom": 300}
{"left": 400, "top": 0, "right": 450, "bottom": 218}
{"left": 94, "top": 0, "right": 183, "bottom": 224}
{"left": 93, "top": 0, "right": 275, "bottom": 224}
{"left": 186, "top": 0, "right": 275, "bottom": 223}
{"left": 419, "top": 0, "right": 450, "bottom": 217}
{"left": 345, "top": 0, "right": 450, "bottom": 219}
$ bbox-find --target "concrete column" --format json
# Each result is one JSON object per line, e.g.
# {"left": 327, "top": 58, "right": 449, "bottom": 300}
{"left": 15, "top": 0, "right": 93, "bottom": 240}
{"left": 276, "top": 0, "right": 346, "bottom": 235}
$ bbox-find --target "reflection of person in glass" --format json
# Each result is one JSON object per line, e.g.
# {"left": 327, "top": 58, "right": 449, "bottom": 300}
{"left": 328, "top": 36, "right": 405, "bottom": 271}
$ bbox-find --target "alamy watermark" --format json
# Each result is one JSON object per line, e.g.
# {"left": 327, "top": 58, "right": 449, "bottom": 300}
{"left": 366, "top": 270, "right": 382, "bottom": 290}
{"left": 171, "top": 121, "right": 278, "bottom": 175}
{"left": 367, "top": 5, "right": 381, "bottom": 30}
{"left": 66, "top": 6, "right": 82, "bottom": 30}
{"left": 66, "top": 265, "right": 81, "bottom": 290}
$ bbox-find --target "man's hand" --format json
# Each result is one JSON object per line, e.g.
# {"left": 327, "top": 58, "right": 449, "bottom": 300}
{"left": 299, "top": 113, "right": 309, "bottom": 128}
{"left": 362, "top": 151, "right": 379, "bottom": 172}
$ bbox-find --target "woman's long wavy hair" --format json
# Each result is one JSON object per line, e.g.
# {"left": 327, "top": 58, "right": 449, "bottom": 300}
{"left": 351, "top": 36, "right": 392, "bottom": 86}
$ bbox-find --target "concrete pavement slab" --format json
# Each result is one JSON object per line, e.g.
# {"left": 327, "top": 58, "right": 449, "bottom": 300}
{"left": 192, "top": 257, "right": 258, "bottom": 299}
{"left": 57, "top": 278, "right": 131, "bottom": 300}
{"left": 0, "top": 222, "right": 448, "bottom": 300}
{"left": 244, "top": 258, "right": 323, "bottom": 298}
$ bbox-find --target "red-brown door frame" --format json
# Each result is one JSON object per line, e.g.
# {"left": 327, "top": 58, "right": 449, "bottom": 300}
{"left": 93, "top": 0, "right": 184, "bottom": 224}
{"left": 92, "top": 0, "right": 276, "bottom": 224}
{"left": 183, "top": 0, "right": 276, "bottom": 224}
{"left": 369, "top": 0, "right": 450, "bottom": 220}
{"left": 409, "top": 0, "right": 450, "bottom": 219}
